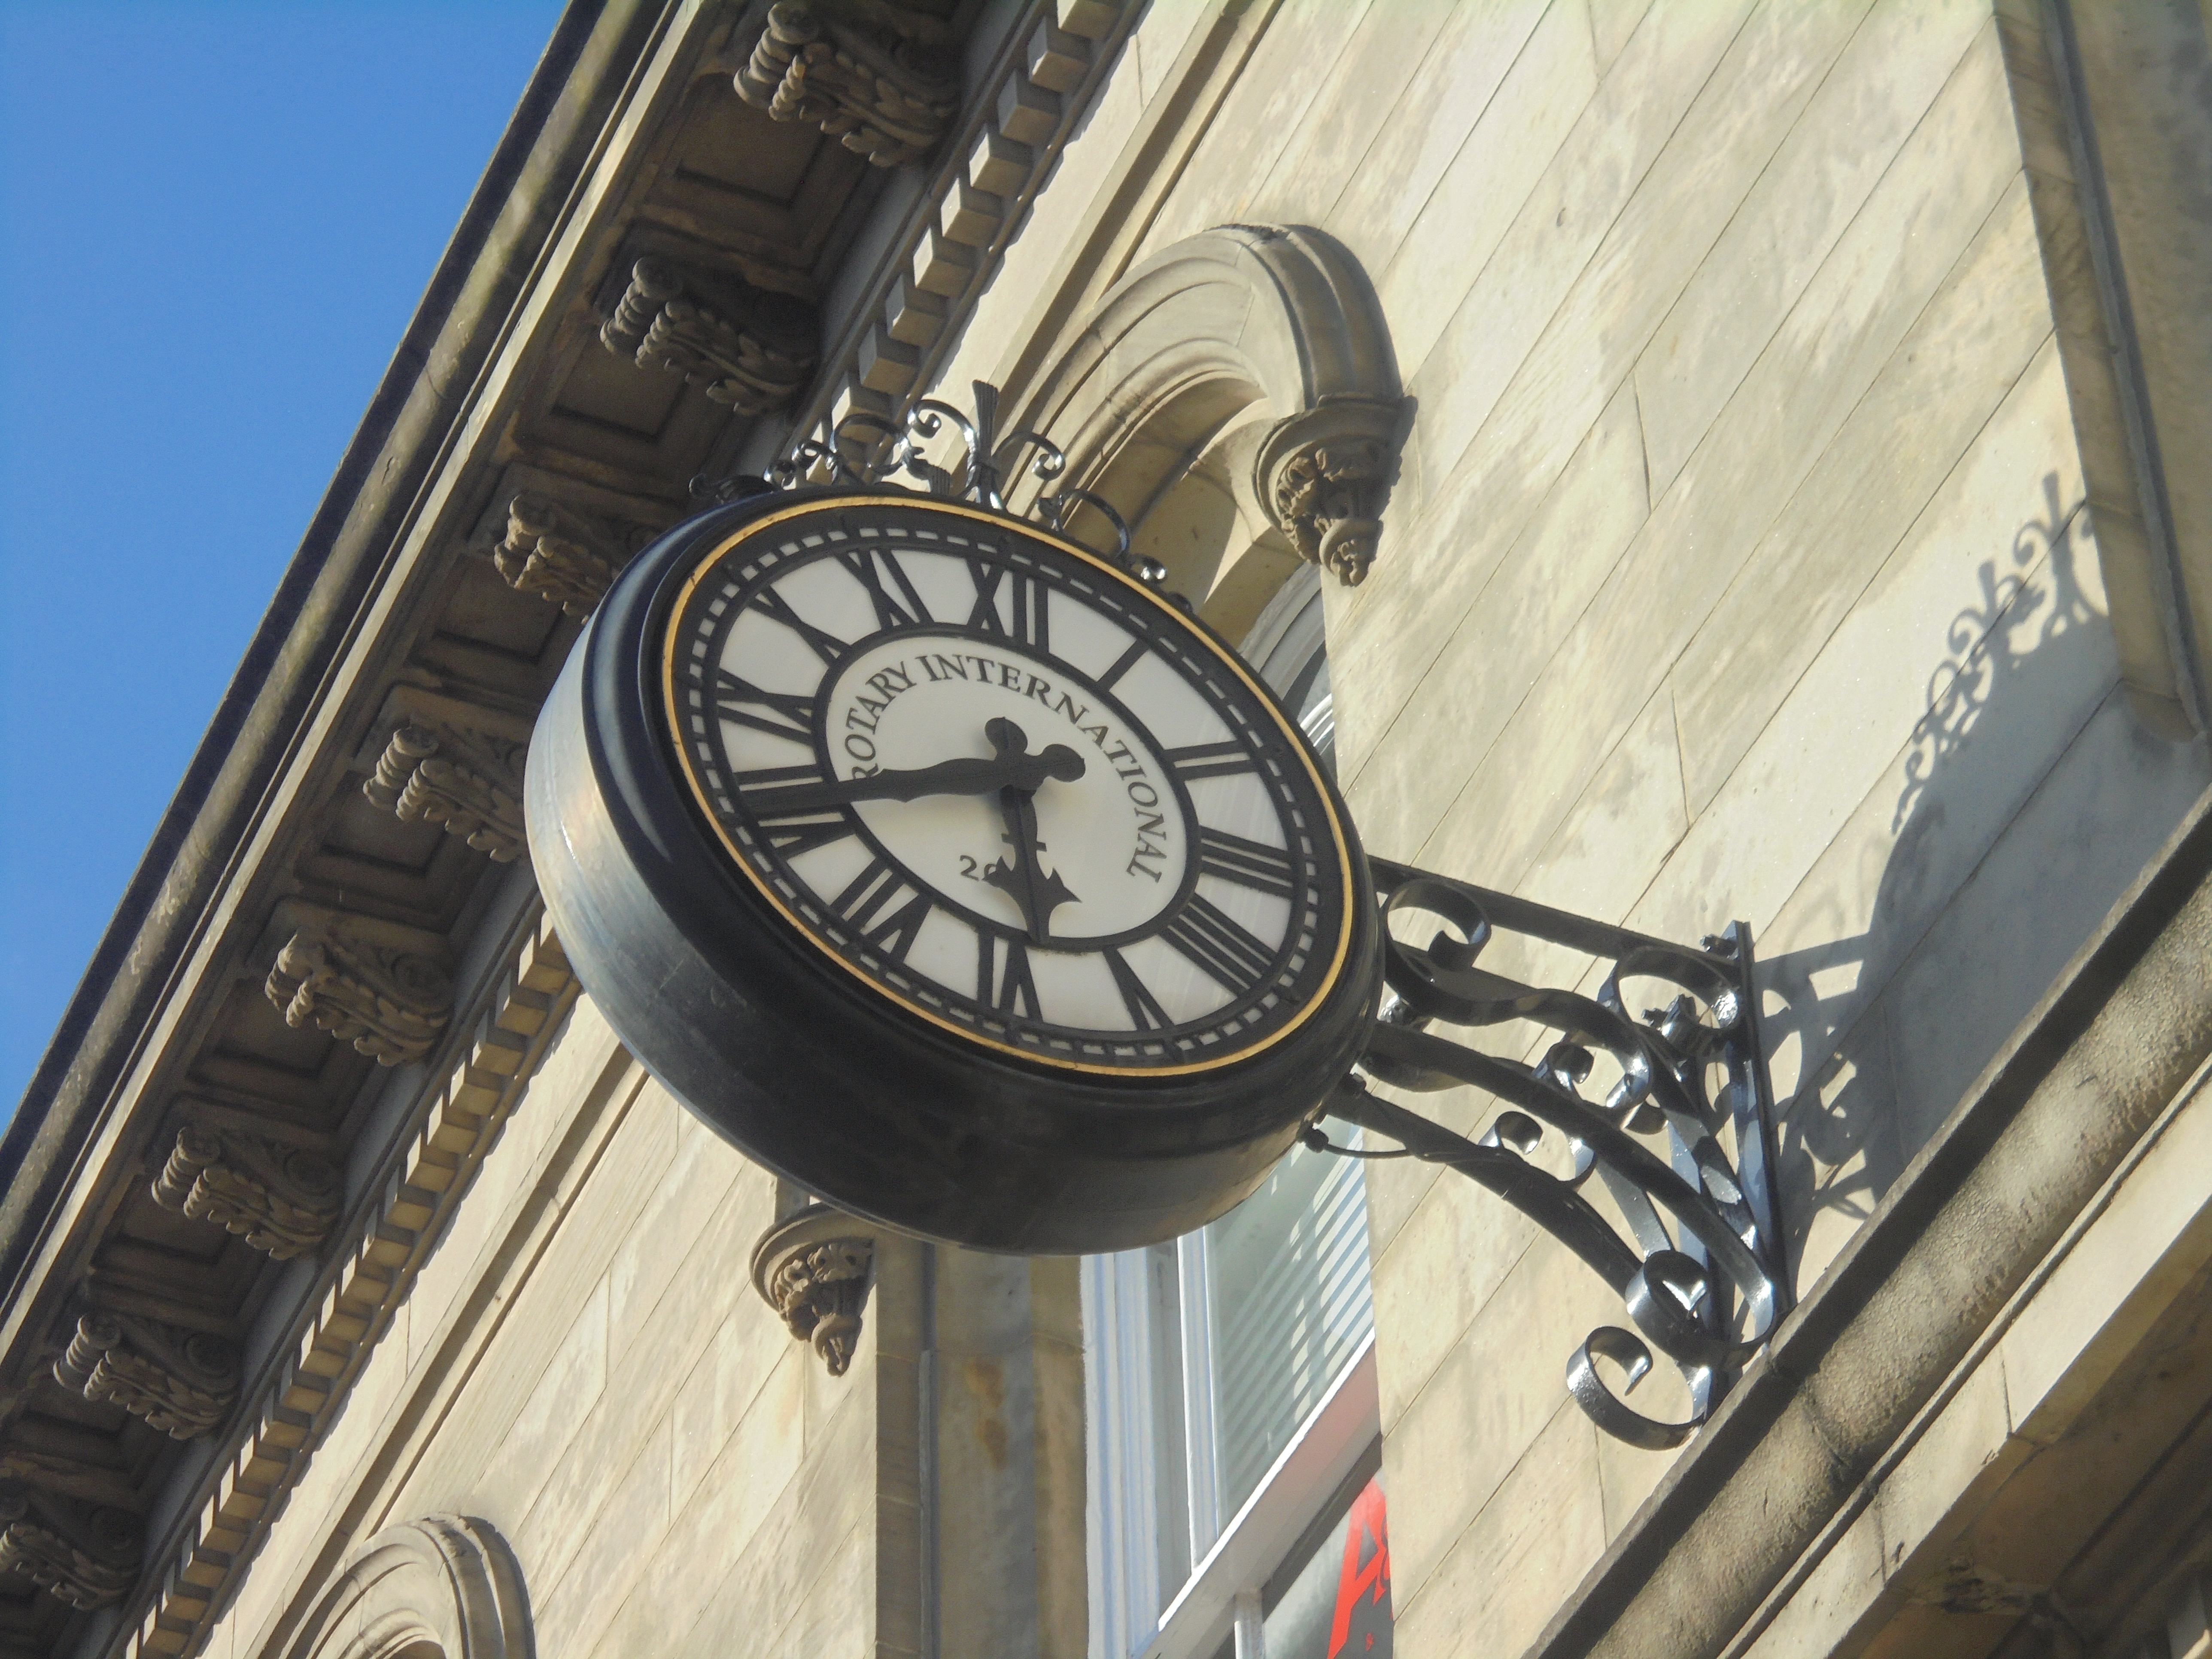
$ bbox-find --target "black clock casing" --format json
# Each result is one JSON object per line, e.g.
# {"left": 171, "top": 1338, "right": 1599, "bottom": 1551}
{"left": 527, "top": 487, "right": 1381, "bottom": 1252}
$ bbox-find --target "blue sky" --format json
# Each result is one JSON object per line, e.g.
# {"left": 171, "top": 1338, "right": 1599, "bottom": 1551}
{"left": 0, "top": 1, "right": 565, "bottom": 1112}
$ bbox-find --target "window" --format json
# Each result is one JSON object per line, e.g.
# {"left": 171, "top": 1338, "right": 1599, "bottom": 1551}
{"left": 1084, "top": 570, "right": 1390, "bottom": 1659}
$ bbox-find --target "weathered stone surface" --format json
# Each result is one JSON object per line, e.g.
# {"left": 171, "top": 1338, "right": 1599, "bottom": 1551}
{"left": 0, "top": 1482, "right": 139, "bottom": 1610}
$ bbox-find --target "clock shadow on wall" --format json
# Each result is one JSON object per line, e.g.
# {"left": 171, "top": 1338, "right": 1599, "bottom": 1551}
{"left": 528, "top": 485, "right": 1381, "bottom": 1256}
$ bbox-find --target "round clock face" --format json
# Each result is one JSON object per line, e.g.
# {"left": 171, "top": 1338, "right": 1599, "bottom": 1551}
{"left": 659, "top": 497, "right": 1359, "bottom": 1074}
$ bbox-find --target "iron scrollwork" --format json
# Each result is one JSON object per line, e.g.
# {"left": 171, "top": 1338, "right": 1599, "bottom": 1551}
{"left": 1316, "top": 858, "right": 1791, "bottom": 1449}
{"left": 700, "top": 382, "right": 1170, "bottom": 590}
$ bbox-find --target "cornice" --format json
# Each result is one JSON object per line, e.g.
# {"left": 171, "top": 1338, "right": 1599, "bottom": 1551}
{"left": 0, "top": 0, "right": 636, "bottom": 1315}
{"left": 0, "top": 0, "right": 1032, "bottom": 1653}
{"left": 121, "top": 916, "right": 578, "bottom": 1659}
{"left": 772, "top": 0, "right": 1135, "bottom": 470}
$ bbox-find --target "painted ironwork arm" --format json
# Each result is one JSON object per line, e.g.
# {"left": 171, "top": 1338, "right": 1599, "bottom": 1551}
{"left": 1311, "top": 857, "right": 1792, "bottom": 1450}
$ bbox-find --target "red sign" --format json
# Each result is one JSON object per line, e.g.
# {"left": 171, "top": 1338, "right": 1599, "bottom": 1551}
{"left": 1327, "top": 1479, "right": 1392, "bottom": 1658}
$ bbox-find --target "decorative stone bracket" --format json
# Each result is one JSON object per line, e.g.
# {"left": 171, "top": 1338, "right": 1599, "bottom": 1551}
{"left": 1255, "top": 397, "right": 1405, "bottom": 588}
{"left": 264, "top": 917, "right": 455, "bottom": 1067}
{"left": 0, "top": 1480, "right": 140, "bottom": 1610}
{"left": 54, "top": 1311, "right": 240, "bottom": 1440}
{"left": 599, "top": 256, "right": 818, "bottom": 416}
{"left": 492, "top": 490, "right": 653, "bottom": 619}
{"left": 364, "top": 719, "right": 528, "bottom": 863}
{"left": 750, "top": 1203, "right": 875, "bottom": 1376}
{"left": 151, "top": 1124, "right": 343, "bottom": 1261}
{"left": 735, "top": 0, "right": 960, "bottom": 168}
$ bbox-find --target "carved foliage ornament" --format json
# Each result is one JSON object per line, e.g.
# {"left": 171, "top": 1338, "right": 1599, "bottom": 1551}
{"left": 364, "top": 721, "right": 527, "bottom": 863}
{"left": 492, "top": 490, "right": 649, "bottom": 619}
{"left": 1254, "top": 398, "right": 1403, "bottom": 588}
{"left": 265, "top": 924, "right": 453, "bottom": 1067}
{"left": 152, "top": 1124, "right": 342, "bottom": 1260}
{"left": 599, "top": 257, "right": 817, "bottom": 416}
{"left": 750, "top": 1205, "right": 873, "bottom": 1376}
{"left": 54, "top": 1312, "right": 240, "bottom": 1439}
{"left": 736, "top": 0, "right": 960, "bottom": 168}
{"left": 0, "top": 1480, "right": 139, "bottom": 1609}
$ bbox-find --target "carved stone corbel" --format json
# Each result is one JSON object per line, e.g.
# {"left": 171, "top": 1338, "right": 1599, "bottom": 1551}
{"left": 53, "top": 1313, "right": 240, "bottom": 1440}
{"left": 264, "top": 919, "right": 454, "bottom": 1066}
{"left": 750, "top": 1203, "right": 874, "bottom": 1376}
{"left": 151, "top": 1124, "right": 342, "bottom": 1260}
{"left": 0, "top": 1481, "right": 139, "bottom": 1609}
{"left": 492, "top": 491, "right": 650, "bottom": 618}
{"left": 363, "top": 719, "right": 527, "bottom": 862}
{"left": 735, "top": 0, "right": 960, "bottom": 168}
{"left": 1253, "top": 398, "right": 1405, "bottom": 588}
{"left": 599, "top": 256, "right": 818, "bottom": 416}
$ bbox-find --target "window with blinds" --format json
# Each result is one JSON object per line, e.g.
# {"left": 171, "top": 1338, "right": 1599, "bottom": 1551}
{"left": 1209, "top": 1141, "right": 1374, "bottom": 1516}
{"left": 1082, "top": 567, "right": 1378, "bottom": 1659}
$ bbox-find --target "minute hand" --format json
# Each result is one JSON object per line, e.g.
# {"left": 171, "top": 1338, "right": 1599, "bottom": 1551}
{"left": 741, "top": 746, "right": 1086, "bottom": 816}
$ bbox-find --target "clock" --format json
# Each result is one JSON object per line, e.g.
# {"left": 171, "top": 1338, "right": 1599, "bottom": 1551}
{"left": 528, "top": 487, "right": 1379, "bottom": 1252}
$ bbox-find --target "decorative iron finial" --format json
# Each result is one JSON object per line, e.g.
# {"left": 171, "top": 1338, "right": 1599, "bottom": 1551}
{"left": 719, "top": 382, "right": 1171, "bottom": 589}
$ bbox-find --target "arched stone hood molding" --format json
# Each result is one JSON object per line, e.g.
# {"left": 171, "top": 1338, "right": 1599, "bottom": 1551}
{"left": 1013, "top": 225, "right": 1406, "bottom": 587}
{"left": 278, "top": 1516, "right": 530, "bottom": 1659}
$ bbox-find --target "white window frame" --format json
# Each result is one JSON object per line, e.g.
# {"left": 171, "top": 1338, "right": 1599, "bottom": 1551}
{"left": 1084, "top": 565, "right": 1373, "bottom": 1659}
{"left": 1147, "top": 1332, "right": 1377, "bottom": 1659}
{"left": 1084, "top": 1236, "right": 1379, "bottom": 1659}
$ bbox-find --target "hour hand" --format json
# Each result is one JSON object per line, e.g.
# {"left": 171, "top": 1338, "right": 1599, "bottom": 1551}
{"left": 981, "top": 720, "right": 1080, "bottom": 942}
{"left": 984, "top": 798, "right": 1080, "bottom": 943}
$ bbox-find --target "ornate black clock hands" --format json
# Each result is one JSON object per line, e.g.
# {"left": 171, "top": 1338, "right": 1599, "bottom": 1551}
{"left": 738, "top": 735, "right": 1085, "bottom": 815}
{"left": 980, "top": 717, "right": 1081, "bottom": 944}
{"left": 733, "top": 715, "right": 1083, "bottom": 942}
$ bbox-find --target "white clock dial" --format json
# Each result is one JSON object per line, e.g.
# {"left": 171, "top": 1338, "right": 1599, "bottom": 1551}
{"left": 663, "top": 501, "right": 1353, "bottom": 1073}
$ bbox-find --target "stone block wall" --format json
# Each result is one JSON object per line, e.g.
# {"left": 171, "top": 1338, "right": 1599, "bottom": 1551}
{"left": 933, "top": 0, "right": 2212, "bottom": 1650}
{"left": 194, "top": 998, "right": 905, "bottom": 1659}
{"left": 182, "top": 6, "right": 2203, "bottom": 1657}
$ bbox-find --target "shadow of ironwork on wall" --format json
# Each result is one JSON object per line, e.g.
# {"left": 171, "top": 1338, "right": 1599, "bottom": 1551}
{"left": 1753, "top": 471, "right": 2121, "bottom": 1290}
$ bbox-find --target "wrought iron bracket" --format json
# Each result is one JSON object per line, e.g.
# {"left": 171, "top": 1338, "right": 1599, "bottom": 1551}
{"left": 1316, "top": 857, "right": 1792, "bottom": 1449}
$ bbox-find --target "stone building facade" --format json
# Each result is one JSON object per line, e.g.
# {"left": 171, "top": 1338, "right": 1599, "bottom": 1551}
{"left": 3, "top": 3, "right": 2209, "bottom": 1659}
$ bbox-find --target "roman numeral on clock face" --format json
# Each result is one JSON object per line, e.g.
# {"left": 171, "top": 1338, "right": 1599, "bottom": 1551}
{"left": 1194, "top": 828, "right": 1297, "bottom": 898}
{"left": 1097, "top": 638, "right": 1147, "bottom": 690}
{"left": 736, "top": 763, "right": 854, "bottom": 857}
{"left": 1167, "top": 741, "right": 1255, "bottom": 782}
{"left": 1104, "top": 948, "right": 1172, "bottom": 1032}
{"left": 711, "top": 668, "right": 815, "bottom": 744}
{"left": 979, "top": 933, "right": 1041, "bottom": 1019}
{"left": 831, "top": 857, "right": 931, "bottom": 961}
{"left": 836, "top": 548, "right": 932, "bottom": 632}
{"left": 966, "top": 559, "right": 1048, "bottom": 650}
{"left": 749, "top": 586, "right": 850, "bottom": 665}
{"left": 1159, "top": 894, "right": 1277, "bottom": 996}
